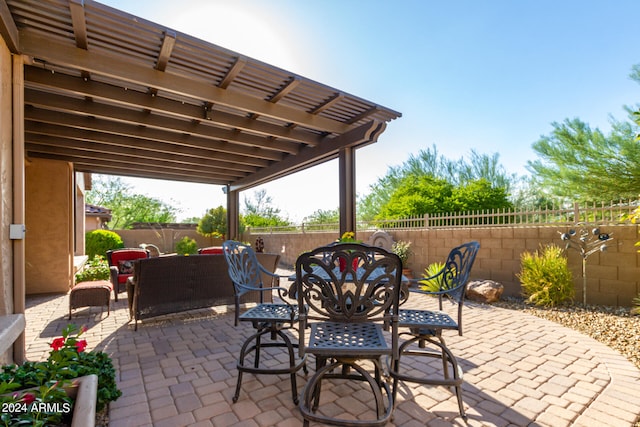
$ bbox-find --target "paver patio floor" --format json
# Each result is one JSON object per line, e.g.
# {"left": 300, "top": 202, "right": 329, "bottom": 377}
{"left": 24, "top": 274, "right": 640, "bottom": 427}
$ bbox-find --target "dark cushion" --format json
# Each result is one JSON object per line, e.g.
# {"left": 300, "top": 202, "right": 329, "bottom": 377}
{"left": 118, "top": 260, "right": 135, "bottom": 274}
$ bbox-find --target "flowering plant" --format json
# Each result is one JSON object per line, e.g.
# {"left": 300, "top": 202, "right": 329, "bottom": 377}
{"left": 0, "top": 324, "right": 121, "bottom": 426}
{"left": 392, "top": 240, "right": 413, "bottom": 267}
{"left": 74, "top": 255, "right": 110, "bottom": 283}
{"left": 337, "top": 231, "right": 361, "bottom": 244}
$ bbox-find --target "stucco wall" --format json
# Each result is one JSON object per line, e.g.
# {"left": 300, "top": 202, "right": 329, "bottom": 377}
{"left": 25, "top": 159, "right": 73, "bottom": 294}
{"left": 0, "top": 33, "right": 12, "bottom": 316}
{"left": 115, "top": 229, "right": 220, "bottom": 254}
{"left": 244, "top": 225, "right": 640, "bottom": 307}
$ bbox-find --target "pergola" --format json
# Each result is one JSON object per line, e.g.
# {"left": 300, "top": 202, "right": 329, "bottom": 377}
{"left": 0, "top": 0, "right": 400, "bottom": 236}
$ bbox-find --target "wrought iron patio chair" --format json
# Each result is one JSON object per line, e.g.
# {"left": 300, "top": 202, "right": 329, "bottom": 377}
{"left": 390, "top": 241, "right": 480, "bottom": 420}
{"left": 221, "top": 240, "right": 306, "bottom": 404}
{"left": 296, "top": 243, "right": 403, "bottom": 427}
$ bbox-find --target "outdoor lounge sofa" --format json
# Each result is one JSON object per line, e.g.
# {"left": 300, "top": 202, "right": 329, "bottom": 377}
{"left": 127, "top": 253, "right": 279, "bottom": 330}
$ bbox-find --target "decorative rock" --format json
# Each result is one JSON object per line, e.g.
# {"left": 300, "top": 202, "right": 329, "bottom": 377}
{"left": 466, "top": 280, "right": 504, "bottom": 303}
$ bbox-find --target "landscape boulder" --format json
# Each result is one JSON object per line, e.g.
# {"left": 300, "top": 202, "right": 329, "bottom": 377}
{"left": 466, "top": 280, "right": 504, "bottom": 303}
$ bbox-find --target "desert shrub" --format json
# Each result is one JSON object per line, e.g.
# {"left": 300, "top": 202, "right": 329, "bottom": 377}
{"left": 632, "top": 294, "right": 640, "bottom": 316}
{"left": 175, "top": 236, "right": 198, "bottom": 255}
{"left": 419, "top": 262, "right": 445, "bottom": 292}
{"left": 85, "top": 229, "right": 124, "bottom": 259}
{"left": 75, "top": 255, "right": 110, "bottom": 283}
{"left": 518, "top": 244, "right": 574, "bottom": 306}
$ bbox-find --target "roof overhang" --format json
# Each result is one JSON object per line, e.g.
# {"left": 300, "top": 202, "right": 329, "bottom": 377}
{"left": 1, "top": 0, "right": 400, "bottom": 192}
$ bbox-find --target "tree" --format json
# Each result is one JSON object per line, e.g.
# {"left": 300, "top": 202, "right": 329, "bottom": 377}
{"left": 242, "top": 189, "right": 289, "bottom": 227}
{"left": 377, "top": 175, "right": 454, "bottom": 219}
{"left": 527, "top": 117, "right": 640, "bottom": 201}
{"left": 357, "top": 168, "right": 405, "bottom": 221}
{"left": 358, "top": 145, "right": 518, "bottom": 220}
{"left": 303, "top": 208, "right": 339, "bottom": 224}
{"left": 376, "top": 175, "right": 512, "bottom": 219}
{"left": 86, "top": 175, "right": 178, "bottom": 229}
{"left": 449, "top": 179, "right": 512, "bottom": 212}
{"left": 197, "top": 206, "right": 227, "bottom": 238}
{"left": 528, "top": 64, "right": 640, "bottom": 202}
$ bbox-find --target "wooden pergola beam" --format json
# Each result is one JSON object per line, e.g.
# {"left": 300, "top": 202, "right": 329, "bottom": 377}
{"left": 228, "top": 120, "right": 386, "bottom": 192}
{"left": 24, "top": 66, "right": 324, "bottom": 147}
{"left": 19, "top": 31, "right": 351, "bottom": 135}
{"left": 24, "top": 89, "right": 299, "bottom": 156}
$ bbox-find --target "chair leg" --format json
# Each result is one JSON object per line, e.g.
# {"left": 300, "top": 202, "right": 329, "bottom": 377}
{"left": 233, "top": 324, "right": 304, "bottom": 405}
{"left": 254, "top": 333, "right": 262, "bottom": 369}
{"left": 392, "top": 333, "right": 466, "bottom": 420}
{"left": 232, "top": 370, "right": 244, "bottom": 404}
{"left": 300, "top": 358, "right": 393, "bottom": 427}
{"left": 234, "top": 297, "right": 240, "bottom": 326}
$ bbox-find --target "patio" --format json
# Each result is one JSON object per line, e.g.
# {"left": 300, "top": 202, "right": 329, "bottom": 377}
{"left": 25, "top": 269, "right": 640, "bottom": 427}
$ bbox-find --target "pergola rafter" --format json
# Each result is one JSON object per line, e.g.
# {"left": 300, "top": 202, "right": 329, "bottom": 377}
{"left": 1, "top": 0, "right": 401, "bottom": 236}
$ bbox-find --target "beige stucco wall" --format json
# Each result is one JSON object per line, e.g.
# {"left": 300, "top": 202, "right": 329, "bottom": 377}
{"left": 116, "top": 228, "right": 220, "bottom": 254}
{"left": 244, "top": 225, "right": 640, "bottom": 307}
{"left": 25, "top": 158, "right": 73, "bottom": 294}
{"left": 0, "top": 32, "right": 12, "bottom": 316}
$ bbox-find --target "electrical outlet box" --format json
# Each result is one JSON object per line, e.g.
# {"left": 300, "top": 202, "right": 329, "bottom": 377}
{"left": 9, "top": 224, "right": 26, "bottom": 240}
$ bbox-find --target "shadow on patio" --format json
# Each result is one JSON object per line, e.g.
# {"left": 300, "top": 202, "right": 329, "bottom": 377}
{"left": 24, "top": 271, "right": 640, "bottom": 427}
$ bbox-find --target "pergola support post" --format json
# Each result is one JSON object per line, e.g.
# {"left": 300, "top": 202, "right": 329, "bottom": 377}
{"left": 225, "top": 185, "right": 240, "bottom": 241}
{"left": 12, "top": 54, "right": 26, "bottom": 364}
{"left": 338, "top": 147, "right": 356, "bottom": 237}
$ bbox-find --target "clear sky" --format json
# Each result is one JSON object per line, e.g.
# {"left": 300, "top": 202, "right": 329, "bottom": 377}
{"left": 100, "top": 0, "right": 640, "bottom": 221}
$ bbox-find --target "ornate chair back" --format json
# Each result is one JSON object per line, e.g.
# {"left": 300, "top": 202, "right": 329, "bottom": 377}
{"left": 412, "top": 241, "right": 480, "bottom": 334}
{"left": 296, "top": 243, "right": 402, "bottom": 344}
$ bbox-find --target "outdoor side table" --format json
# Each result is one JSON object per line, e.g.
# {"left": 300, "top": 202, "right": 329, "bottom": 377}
{"left": 69, "top": 280, "right": 112, "bottom": 319}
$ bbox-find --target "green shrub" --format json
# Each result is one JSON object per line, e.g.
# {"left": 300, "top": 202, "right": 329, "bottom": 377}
{"left": 75, "top": 255, "right": 110, "bottom": 283}
{"left": 175, "top": 236, "right": 198, "bottom": 255}
{"left": 518, "top": 244, "right": 574, "bottom": 306}
{"left": 85, "top": 230, "right": 124, "bottom": 259}
{"left": 418, "top": 262, "right": 446, "bottom": 292}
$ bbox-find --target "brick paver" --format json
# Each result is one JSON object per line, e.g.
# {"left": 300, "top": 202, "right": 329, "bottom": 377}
{"left": 23, "top": 278, "right": 640, "bottom": 427}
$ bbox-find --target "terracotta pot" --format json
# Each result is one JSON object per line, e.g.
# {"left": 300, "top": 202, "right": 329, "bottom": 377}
{"left": 339, "top": 258, "right": 359, "bottom": 272}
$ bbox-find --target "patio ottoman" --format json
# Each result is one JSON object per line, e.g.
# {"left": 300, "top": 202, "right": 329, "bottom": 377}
{"left": 69, "top": 280, "right": 112, "bottom": 319}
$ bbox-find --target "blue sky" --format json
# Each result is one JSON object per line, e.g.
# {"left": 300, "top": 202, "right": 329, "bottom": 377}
{"left": 101, "top": 0, "right": 640, "bottom": 221}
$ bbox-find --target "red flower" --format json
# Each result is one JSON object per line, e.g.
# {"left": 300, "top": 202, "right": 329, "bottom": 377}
{"left": 50, "top": 337, "right": 65, "bottom": 351}
{"left": 22, "top": 393, "right": 36, "bottom": 404}
{"left": 80, "top": 325, "right": 88, "bottom": 334}
{"left": 75, "top": 339, "right": 88, "bottom": 352}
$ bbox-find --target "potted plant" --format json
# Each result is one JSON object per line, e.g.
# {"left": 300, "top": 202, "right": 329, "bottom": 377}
{"left": 392, "top": 240, "right": 413, "bottom": 278}
{"left": 336, "top": 232, "right": 362, "bottom": 271}
{"left": 0, "top": 324, "right": 121, "bottom": 426}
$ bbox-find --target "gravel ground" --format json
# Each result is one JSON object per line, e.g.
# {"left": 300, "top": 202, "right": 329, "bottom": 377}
{"left": 492, "top": 298, "right": 640, "bottom": 370}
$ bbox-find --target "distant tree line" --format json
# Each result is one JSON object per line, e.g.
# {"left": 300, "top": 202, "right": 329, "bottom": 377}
{"left": 89, "top": 64, "right": 640, "bottom": 229}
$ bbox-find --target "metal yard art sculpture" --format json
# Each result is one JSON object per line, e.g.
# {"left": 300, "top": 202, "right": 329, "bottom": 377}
{"left": 560, "top": 223, "right": 612, "bottom": 306}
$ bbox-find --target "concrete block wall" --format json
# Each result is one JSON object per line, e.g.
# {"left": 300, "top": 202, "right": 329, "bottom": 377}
{"left": 245, "top": 224, "right": 640, "bottom": 307}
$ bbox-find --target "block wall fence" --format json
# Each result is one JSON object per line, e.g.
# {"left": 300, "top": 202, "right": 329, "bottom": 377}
{"left": 242, "top": 225, "right": 640, "bottom": 307}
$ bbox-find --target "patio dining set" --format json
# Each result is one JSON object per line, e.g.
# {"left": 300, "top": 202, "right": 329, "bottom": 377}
{"left": 221, "top": 239, "right": 480, "bottom": 427}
